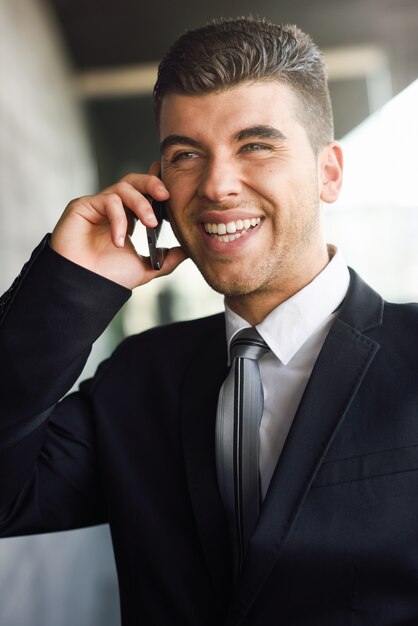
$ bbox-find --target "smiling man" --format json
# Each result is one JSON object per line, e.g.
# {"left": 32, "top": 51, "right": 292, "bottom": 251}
{"left": 1, "top": 17, "right": 418, "bottom": 626}
{"left": 158, "top": 81, "right": 341, "bottom": 323}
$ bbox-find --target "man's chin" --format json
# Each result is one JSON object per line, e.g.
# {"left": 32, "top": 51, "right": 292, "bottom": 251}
{"left": 195, "top": 264, "right": 257, "bottom": 298}
{"left": 183, "top": 245, "right": 267, "bottom": 297}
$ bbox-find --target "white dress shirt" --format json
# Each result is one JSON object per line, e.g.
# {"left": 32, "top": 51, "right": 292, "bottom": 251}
{"left": 224, "top": 246, "right": 351, "bottom": 498}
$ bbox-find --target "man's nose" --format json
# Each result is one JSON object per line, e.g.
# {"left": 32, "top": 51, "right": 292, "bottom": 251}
{"left": 197, "top": 157, "right": 243, "bottom": 203}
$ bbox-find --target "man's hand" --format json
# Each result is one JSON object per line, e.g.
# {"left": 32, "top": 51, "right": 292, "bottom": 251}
{"left": 50, "top": 167, "right": 187, "bottom": 289}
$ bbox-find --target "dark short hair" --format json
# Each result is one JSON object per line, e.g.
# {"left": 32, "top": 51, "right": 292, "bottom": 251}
{"left": 153, "top": 17, "right": 334, "bottom": 152}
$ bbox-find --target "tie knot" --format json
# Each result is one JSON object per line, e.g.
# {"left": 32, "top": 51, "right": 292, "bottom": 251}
{"left": 230, "top": 327, "right": 269, "bottom": 361}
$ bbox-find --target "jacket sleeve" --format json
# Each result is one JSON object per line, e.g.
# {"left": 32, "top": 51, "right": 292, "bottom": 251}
{"left": 0, "top": 236, "right": 131, "bottom": 534}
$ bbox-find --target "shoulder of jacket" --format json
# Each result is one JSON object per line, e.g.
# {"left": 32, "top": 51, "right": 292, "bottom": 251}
{"left": 382, "top": 300, "right": 418, "bottom": 332}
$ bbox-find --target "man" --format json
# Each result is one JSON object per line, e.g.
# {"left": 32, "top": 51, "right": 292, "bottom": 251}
{"left": 1, "top": 16, "right": 417, "bottom": 626}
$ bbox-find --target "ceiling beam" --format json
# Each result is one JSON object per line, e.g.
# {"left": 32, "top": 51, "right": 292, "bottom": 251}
{"left": 75, "top": 45, "right": 388, "bottom": 99}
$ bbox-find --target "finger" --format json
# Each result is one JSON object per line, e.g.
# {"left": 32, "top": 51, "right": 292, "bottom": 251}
{"left": 125, "top": 208, "right": 138, "bottom": 237}
{"left": 105, "top": 179, "right": 169, "bottom": 228}
{"left": 98, "top": 193, "right": 128, "bottom": 247}
{"left": 139, "top": 247, "right": 188, "bottom": 284}
{"left": 119, "top": 173, "right": 169, "bottom": 202}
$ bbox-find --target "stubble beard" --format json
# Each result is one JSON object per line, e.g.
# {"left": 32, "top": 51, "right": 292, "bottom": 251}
{"left": 175, "top": 232, "right": 297, "bottom": 299}
{"left": 169, "top": 191, "right": 322, "bottom": 300}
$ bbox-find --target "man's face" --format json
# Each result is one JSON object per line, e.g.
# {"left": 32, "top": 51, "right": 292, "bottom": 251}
{"left": 159, "top": 82, "right": 340, "bottom": 313}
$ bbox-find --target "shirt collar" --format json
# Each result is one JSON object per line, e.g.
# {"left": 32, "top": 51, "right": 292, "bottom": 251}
{"left": 225, "top": 245, "right": 350, "bottom": 365}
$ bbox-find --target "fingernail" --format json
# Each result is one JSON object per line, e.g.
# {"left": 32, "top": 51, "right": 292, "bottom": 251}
{"left": 118, "top": 236, "right": 125, "bottom": 247}
{"left": 148, "top": 214, "right": 158, "bottom": 224}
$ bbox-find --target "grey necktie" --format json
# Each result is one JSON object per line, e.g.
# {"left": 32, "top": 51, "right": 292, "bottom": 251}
{"left": 215, "top": 327, "right": 269, "bottom": 579}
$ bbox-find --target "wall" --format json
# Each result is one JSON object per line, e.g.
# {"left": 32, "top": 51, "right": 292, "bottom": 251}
{"left": 0, "top": 1, "right": 120, "bottom": 624}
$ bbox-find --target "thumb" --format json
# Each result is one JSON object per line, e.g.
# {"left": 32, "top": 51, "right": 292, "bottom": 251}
{"left": 138, "top": 246, "right": 189, "bottom": 286}
{"left": 158, "top": 246, "right": 189, "bottom": 277}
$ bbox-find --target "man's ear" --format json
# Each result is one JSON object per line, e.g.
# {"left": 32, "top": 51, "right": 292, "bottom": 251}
{"left": 319, "top": 142, "right": 343, "bottom": 204}
{"left": 148, "top": 160, "right": 161, "bottom": 177}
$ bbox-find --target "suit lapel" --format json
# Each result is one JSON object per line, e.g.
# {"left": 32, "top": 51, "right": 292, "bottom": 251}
{"left": 226, "top": 270, "right": 384, "bottom": 625}
{"left": 180, "top": 314, "right": 233, "bottom": 603}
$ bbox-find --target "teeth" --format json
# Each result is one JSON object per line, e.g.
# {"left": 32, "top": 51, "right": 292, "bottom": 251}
{"left": 204, "top": 217, "right": 261, "bottom": 237}
{"left": 213, "top": 232, "right": 244, "bottom": 242}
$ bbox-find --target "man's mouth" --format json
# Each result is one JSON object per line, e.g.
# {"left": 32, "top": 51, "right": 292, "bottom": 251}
{"left": 203, "top": 217, "right": 262, "bottom": 242}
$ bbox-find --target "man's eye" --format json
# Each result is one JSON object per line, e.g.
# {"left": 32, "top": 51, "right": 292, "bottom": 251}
{"left": 172, "top": 151, "right": 200, "bottom": 162}
{"left": 241, "top": 143, "right": 271, "bottom": 152}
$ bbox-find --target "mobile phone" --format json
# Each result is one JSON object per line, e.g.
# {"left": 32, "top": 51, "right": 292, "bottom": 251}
{"left": 146, "top": 199, "right": 166, "bottom": 270}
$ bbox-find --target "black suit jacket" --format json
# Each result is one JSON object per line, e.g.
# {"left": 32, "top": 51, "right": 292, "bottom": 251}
{"left": 1, "top": 236, "right": 418, "bottom": 626}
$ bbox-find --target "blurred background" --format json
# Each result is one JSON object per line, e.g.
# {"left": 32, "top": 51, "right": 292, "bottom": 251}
{"left": 0, "top": 0, "right": 417, "bottom": 624}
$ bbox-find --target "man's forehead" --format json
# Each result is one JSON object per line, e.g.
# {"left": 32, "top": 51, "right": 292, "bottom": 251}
{"left": 158, "top": 81, "right": 298, "bottom": 140}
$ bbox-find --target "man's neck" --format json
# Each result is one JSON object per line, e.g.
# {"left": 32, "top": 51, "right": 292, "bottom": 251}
{"left": 226, "top": 250, "right": 331, "bottom": 326}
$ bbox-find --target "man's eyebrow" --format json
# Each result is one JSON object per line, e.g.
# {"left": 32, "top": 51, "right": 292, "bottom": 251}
{"left": 159, "top": 126, "right": 287, "bottom": 154}
{"left": 234, "top": 125, "right": 287, "bottom": 143}
{"left": 160, "top": 135, "right": 202, "bottom": 154}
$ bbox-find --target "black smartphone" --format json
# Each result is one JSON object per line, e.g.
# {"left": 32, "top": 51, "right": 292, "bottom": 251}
{"left": 146, "top": 199, "right": 166, "bottom": 270}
